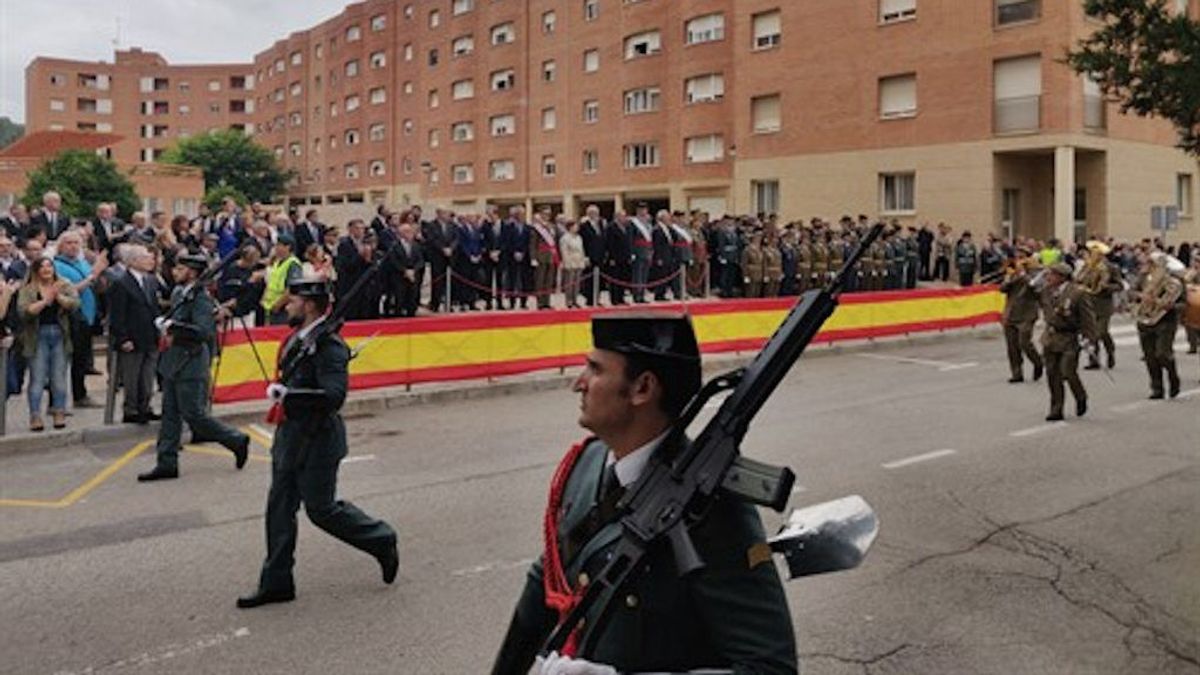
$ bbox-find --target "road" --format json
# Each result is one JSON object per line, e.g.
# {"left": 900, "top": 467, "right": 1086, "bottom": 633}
{"left": 1, "top": 322, "right": 1197, "bottom": 674}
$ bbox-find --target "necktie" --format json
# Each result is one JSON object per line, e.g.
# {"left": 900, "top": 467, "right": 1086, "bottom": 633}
{"left": 141, "top": 275, "right": 156, "bottom": 305}
{"left": 599, "top": 463, "right": 624, "bottom": 507}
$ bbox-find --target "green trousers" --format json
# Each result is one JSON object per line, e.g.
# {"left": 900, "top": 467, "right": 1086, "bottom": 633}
{"left": 155, "top": 377, "right": 247, "bottom": 471}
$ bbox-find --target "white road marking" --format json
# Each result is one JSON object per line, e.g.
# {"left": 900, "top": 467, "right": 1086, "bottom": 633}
{"left": 858, "top": 353, "right": 979, "bottom": 372}
{"left": 1009, "top": 422, "right": 1069, "bottom": 438}
{"left": 1108, "top": 325, "right": 1138, "bottom": 337}
{"left": 1177, "top": 387, "right": 1200, "bottom": 399}
{"left": 451, "top": 557, "right": 537, "bottom": 578}
{"left": 881, "top": 449, "right": 958, "bottom": 470}
{"left": 341, "top": 454, "right": 377, "bottom": 464}
{"left": 1111, "top": 401, "right": 1152, "bottom": 414}
{"left": 1111, "top": 336, "right": 1190, "bottom": 349}
{"left": 52, "top": 627, "right": 251, "bottom": 674}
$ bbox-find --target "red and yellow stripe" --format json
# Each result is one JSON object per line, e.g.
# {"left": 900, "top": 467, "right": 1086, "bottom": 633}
{"left": 212, "top": 286, "right": 1002, "bottom": 403}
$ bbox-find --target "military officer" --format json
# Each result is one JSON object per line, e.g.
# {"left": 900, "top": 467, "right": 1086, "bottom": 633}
{"left": 999, "top": 252, "right": 1043, "bottom": 383}
{"left": 741, "top": 230, "right": 766, "bottom": 298}
{"left": 1133, "top": 252, "right": 1186, "bottom": 399}
{"left": 237, "top": 277, "right": 399, "bottom": 608}
{"left": 955, "top": 232, "right": 978, "bottom": 287}
{"left": 491, "top": 314, "right": 796, "bottom": 674}
{"left": 137, "top": 253, "right": 249, "bottom": 482}
{"left": 810, "top": 229, "right": 829, "bottom": 290}
{"left": 1039, "top": 262, "right": 1097, "bottom": 422}
{"left": 1076, "top": 241, "right": 1123, "bottom": 370}
{"left": 794, "top": 228, "right": 813, "bottom": 293}
{"left": 762, "top": 231, "right": 783, "bottom": 297}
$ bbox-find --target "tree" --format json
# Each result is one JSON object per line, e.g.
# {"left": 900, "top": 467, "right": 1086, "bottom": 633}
{"left": 0, "top": 117, "right": 24, "bottom": 150}
{"left": 22, "top": 150, "right": 140, "bottom": 218}
{"left": 160, "top": 129, "right": 294, "bottom": 205}
{"left": 1067, "top": 0, "right": 1200, "bottom": 155}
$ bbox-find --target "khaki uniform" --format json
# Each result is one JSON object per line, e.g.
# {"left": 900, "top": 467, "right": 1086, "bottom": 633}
{"left": 763, "top": 244, "right": 783, "bottom": 297}
{"left": 1134, "top": 269, "right": 1185, "bottom": 397}
{"left": 999, "top": 271, "right": 1043, "bottom": 381}
{"left": 741, "top": 242, "right": 765, "bottom": 298}
{"left": 810, "top": 241, "right": 829, "bottom": 288}
{"left": 1076, "top": 260, "right": 1123, "bottom": 367}
{"left": 794, "top": 239, "right": 813, "bottom": 293}
{"left": 1040, "top": 282, "right": 1097, "bottom": 418}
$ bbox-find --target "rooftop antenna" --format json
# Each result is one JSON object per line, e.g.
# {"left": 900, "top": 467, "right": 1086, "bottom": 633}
{"left": 112, "top": 16, "right": 122, "bottom": 50}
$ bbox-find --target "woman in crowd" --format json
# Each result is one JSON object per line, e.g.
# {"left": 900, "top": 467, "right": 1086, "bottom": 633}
{"left": 17, "top": 257, "right": 80, "bottom": 431}
{"left": 302, "top": 242, "right": 336, "bottom": 282}
{"left": 559, "top": 220, "right": 585, "bottom": 309}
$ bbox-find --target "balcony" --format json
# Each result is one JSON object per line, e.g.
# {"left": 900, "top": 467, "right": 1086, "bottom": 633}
{"left": 993, "top": 95, "right": 1040, "bottom": 134}
{"left": 1083, "top": 94, "right": 1107, "bottom": 131}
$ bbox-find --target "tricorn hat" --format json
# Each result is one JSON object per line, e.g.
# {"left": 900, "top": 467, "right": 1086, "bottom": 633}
{"left": 592, "top": 313, "right": 701, "bottom": 365}
{"left": 288, "top": 275, "right": 331, "bottom": 298}
{"left": 177, "top": 253, "right": 209, "bottom": 271}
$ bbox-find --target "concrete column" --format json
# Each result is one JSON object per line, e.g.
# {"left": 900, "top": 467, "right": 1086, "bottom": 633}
{"left": 1054, "top": 146, "right": 1075, "bottom": 244}
{"left": 614, "top": 192, "right": 625, "bottom": 214}
{"left": 562, "top": 193, "right": 577, "bottom": 219}
{"left": 524, "top": 196, "right": 534, "bottom": 217}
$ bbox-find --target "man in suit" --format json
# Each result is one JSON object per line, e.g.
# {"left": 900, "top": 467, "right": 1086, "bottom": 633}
{"left": 334, "top": 219, "right": 377, "bottom": 320}
{"left": 500, "top": 206, "right": 532, "bottom": 310}
{"left": 30, "top": 191, "right": 70, "bottom": 240}
{"left": 423, "top": 209, "right": 459, "bottom": 312}
{"left": 530, "top": 211, "right": 559, "bottom": 310}
{"left": 386, "top": 221, "right": 425, "bottom": 317}
{"left": 650, "top": 210, "right": 676, "bottom": 301}
{"left": 579, "top": 205, "right": 607, "bottom": 307}
{"left": 369, "top": 204, "right": 390, "bottom": 241}
{"left": 629, "top": 204, "right": 654, "bottom": 303}
{"left": 294, "top": 209, "right": 324, "bottom": 259}
{"left": 491, "top": 314, "right": 796, "bottom": 674}
{"left": 604, "top": 211, "right": 633, "bottom": 306}
{"left": 480, "top": 206, "right": 502, "bottom": 310}
{"left": 91, "top": 202, "right": 130, "bottom": 255}
{"left": 107, "top": 245, "right": 161, "bottom": 424}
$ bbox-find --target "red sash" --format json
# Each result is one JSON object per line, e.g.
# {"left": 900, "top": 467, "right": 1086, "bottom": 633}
{"left": 542, "top": 438, "right": 593, "bottom": 657}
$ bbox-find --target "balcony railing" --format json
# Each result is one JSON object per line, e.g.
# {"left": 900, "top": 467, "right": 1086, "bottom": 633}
{"left": 994, "top": 95, "right": 1041, "bottom": 134}
{"left": 1083, "top": 94, "right": 1107, "bottom": 131}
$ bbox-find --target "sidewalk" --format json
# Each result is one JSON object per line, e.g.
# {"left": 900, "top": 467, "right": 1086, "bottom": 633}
{"left": 0, "top": 320, "right": 1002, "bottom": 457}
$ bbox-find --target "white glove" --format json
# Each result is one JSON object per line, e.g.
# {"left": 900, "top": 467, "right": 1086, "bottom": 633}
{"left": 529, "top": 652, "right": 617, "bottom": 675}
{"left": 153, "top": 317, "right": 173, "bottom": 333}
{"left": 266, "top": 383, "right": 288, "bottom": 402}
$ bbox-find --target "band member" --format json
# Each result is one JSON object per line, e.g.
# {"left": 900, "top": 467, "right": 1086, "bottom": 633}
{"left": 238, "top": 277, "right": 399, "bottom": 608}
{"left": 491, "top": 314, "right": 795, "bottom": 674}
{"left": 1185, "top": 256, "right": 1200, "bottom": 356}
{"left": 1133, "top": 252, "right": 1186, "bottom": 399}
{"left": 1076, "top": 241, "right": 1123, "bottom": 370}
{"left": 138, "top": 254, "right": 250, "bottom": 482}
{"left": 999, "top": 252, "right": 1043, "bottom": 383}
{"left": 1039, "top": 262, "right": 1097, "bottom": 422}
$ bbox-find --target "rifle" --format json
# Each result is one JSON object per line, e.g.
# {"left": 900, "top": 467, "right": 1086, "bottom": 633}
{"left": 541, "top": 223, "right": 886, "bottom": 655}
{"left": 162, "top": 247, "right": 242, "bottom": 323}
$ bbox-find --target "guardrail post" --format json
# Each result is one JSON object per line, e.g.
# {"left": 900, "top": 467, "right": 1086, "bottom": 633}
{"left": 103, "top": 347, "right": 117, "bottom": 425}
{"left": 0, "top": 344, "right": 8, "bottom": 436}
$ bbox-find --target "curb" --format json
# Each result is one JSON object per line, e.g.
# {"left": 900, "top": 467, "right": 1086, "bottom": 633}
{"left": 0, "top": 323, "right": 1001, "bottom": 458}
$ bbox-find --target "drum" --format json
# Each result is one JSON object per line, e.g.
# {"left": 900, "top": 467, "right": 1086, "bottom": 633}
{"left": 1185, "top": 284, "right": 1200, "bottom": 329}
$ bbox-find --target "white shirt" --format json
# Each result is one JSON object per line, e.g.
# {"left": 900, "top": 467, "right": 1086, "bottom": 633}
{"left": 128, "top": 269, "right": 146, "bottom": 286}
{"left": 608, "top": 429, "right": 670, "bottom": 488}
{"left": 297, "top": 314, "right": 327, "bottom": 341}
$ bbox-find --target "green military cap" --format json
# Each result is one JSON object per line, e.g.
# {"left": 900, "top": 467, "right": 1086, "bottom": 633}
{"left": 288, "top": 275, "right": 331, "bottom": 298}
{"left": 277, "top": 233, "right": 296, "bottom": 249}
{"left": 177, "top": 252, "right": 209, "bottom": 271}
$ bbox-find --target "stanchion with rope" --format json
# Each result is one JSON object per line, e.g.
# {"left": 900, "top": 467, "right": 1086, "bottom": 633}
{"left": 103, "top": 343, "right": 118, "bottom": 425}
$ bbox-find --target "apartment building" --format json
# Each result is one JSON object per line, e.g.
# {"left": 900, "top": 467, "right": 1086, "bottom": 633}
{"left": 24, "top": 0, "right": 1200, "bottom": 242}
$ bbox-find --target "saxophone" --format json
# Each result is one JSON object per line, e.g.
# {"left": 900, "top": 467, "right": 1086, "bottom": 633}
{"left": 1134, "top": 269, "right": 1184, "bottom": 326}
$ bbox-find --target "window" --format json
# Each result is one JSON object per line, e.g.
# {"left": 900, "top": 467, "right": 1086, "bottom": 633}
{"left": 542, "top": 60, "right": 557, "bottom": 82}
{"left": 289, "top": 111, "right": 302, "bottom": 126}
{"left": 290, "top": 142, "right": 302, "bottom": 157}
{"left": 453, "top": 164, "right": 475, "bottom": 184}
{"left": 329, "top": 102, "right": 339, "bottom": 117}
{"left": 178, "top": 103, "right": 190, "bottom": 115}
{"left": 542, "top": 107, "right": 557, "bottom": 130}
{"left": 880, "top": 173, "right": 916, "bottom": 213}
{"left": 1177, "top": 174, "right": 1194, "bottom": 215}
{"left": 584, "top": 0, "right": 599, "bottom": 21}
{"left": 491, "top": 22, "right": 515, "bottom": 45}
{"left": 404, "top": 44, "right": 414, "bottom": 61}
{"left": 624, "top": 87, "right": 661, "bottom": 114}
{"left": 97, "top": 122, "right": 113, "bottom": 133}
{"left": 49, "top": 99, "right": 65, "bottom": 112}
{"left": 583, "top": 149, "right": 599, "bottom": 174}
{"left": 49, "top": 73, "right": 66, "bottom": 86}
{"left": 370, "top": 87, "right": 387, "bottom": 104}
{"left": 453, "top": 0, "right": 474, "bottom": 15}
{"left": 452, "top": 121, "right": 475, "bottom": 141}
{"left": 429, "top": 169, "right": 441, "bottom": 185}
{"left": 879, "top": 74, "right": 917, "bottom": 118}
{"left": 543, "top": 11, "right": 557, "bottom": 34}
{"left": 624, "top": 142, "right": 661, "bottom": 169}
{"left": 404, "top": 4, "right": 414, "bottom": 19}
{"left": 290, "top": 81, "right": 302, "bottom": 97}
{"left": 583, "top": 99, "right": 600, "bottom": 123}
{"left": 685, "top": 134, "right": 724, "bottom": 163}
{"left": 751, "top": 94, "right": 782, "bottom": 133}
{"left": 489, "top": 160, "right": 515, "bottom": 181}
{"left": 345, "top": 94, "right": 360, "bottom": 111}
{"left": 314, "top": 44, "right": 324, "bottom": 59}
{"left": 346, "top": 25, "right": 362, "bottom": 41}
{"left": 404, "top": 81, "right": 414, "bottom": 94}
{"left": 685, "top": 13, "right": 725, "bottom": 45}
{"left": 290, "top": 51, "right": 303, "bottom": 66}
{"left": 345, "top": 60, "right": 360, "bottom": 77}
{"left": 369, "top": 160, "right": 386, "bottom": 177}
{"left": 996, "top": 0, "right": 1039, "bottom": 26}
{"left": 371, "top": 14, "right": 386, "bottom": 31}
{"left": 369, "top": 123, "right": 386, "bottom": 141}
{"left": 429, "top": 48, "right": 440, "bottom": 66}
{"left": 429, "top": 9, "right": 440, "bottom": 28}
{"left": 752, "top": 180, "right": 780, "bottom": 215}
{"left": 428, "top": 129, "right": 441, "bottom": 148}
{"left": 625, "top": 31, "right": 662, "bottom": 59}
{"left": 403, "top": 119, "right": 414, "bottom": 135}
{"left": 685, "top": 73, "right": 725, "bottom": 103}
{"left": 880, "top": 0, "right": 917, "bottom": 23}
{"left": 453, "top": 35, "right": 475, "bottom": 57}
{"left": 542, "top": 155, "right": 557, "bottom": 177}
{"left": 453, "top": 79, "right": 475, "bottom": 99}
{"left": 490, "top": 114, "right": 515, "bottom": 136}
{"left": 429, "top": 89, "right": 440, "bottom": 108}
{"left": 752, "top": 10, "right": 782, "bottom": 50}
{"left": 491, "top": 69, "right": 516, "bottom": 91}
{"left": 345, "top": 163, "right": 360, "bottom": 180}
{"left": 370, "top": 51, "right": 387, "bottom": 69}
{"left": 993, "top": 55, "right": 1042, "bottom": 133}
{"left": 583, "top": 49, "right": 600, "bottom": 72}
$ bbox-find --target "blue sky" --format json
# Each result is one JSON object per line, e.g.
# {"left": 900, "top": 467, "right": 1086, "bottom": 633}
{"left": 0, "top": 0, "right": 349, "bottom": 122}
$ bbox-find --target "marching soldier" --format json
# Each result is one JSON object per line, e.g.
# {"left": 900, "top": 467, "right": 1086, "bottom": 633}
{"left": 1039, "top": 262, "right": 1097, "bottom": 422}
{"left": 238, "top": 277, "right": 399, "bottom": 608}
{"left": 999, "top": 252, "right": 1043, "bottom": 383}
{"left": 741, "top": 230, "right": 766, "bottom": 298}
{"left": 491, "top": 314, "right": 796, "bottom": 674}
{"left": 1132, "top": 252, "right": 1186, "bottom": 399}
{"left": 138, "top": 254, "right": 249, "bottom": 482}
{"left": 1076, "top": 241, "right": 1123, "bottom": 370}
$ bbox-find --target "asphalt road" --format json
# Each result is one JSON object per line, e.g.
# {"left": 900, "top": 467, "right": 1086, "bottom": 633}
{"left": 1, "top": 322, "right": 1197, "bottom": 675}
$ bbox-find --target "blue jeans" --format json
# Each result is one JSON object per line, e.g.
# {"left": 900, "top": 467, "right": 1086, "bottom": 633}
{"left": 29, "top": 324, "right": 68, "bottom": 415}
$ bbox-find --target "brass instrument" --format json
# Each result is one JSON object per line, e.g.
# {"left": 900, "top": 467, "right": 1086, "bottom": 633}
{"left": 1075, "top": 255, "right": 1108, "bottom": 296}
{"left": 1134, "top": 269, "right": 1185, "bottom": 326}
{"left": 1184, "top": 283, "right": 1200, "bottom": 330}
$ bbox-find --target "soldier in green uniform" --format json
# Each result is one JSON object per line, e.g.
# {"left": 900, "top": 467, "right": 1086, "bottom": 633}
{"left": 1133, "top": 252, "right": 1186, "bottom": 399}
{"left": 904, "top": 229, "right": 921, "bottom": 289}
{"left": 955, "top": 232, "right": 978, "bottom": 287}
{"left": 810, "top": 230, "right": 829, "bottom": 290}
{"left": 491, "top": 314, "right": 796, "bottom": 675}
{"left": 137, "top": 253, "right": 249, "bottom": 482}
{"left": 868, "top": 235, "right": 888, "bottom": 291}
{"left": 795, "top": 228, "right": 813, "bottom": 293}
{"left": 827, "top": 230, "right": 845, "bottom": 285}
{"left": 1076, "top": 241, "right": 1123, "bottom": 370}
{"left": 999, "top": 252, "right": 1043, "bottom": 383}
{"left": 237, "top": 277, "right": 399, "bottom": 608}
{"left": 741, "top": 230, "right": 766, "bottom": 298}
{"left": 1039, "top": 263, "right": 1097, "bottom": 422}
{"left": 762, "top": 231, "right": 783, "bottom": 297}
{"left": 885, "top": 229, "right": 906, "bottom": 290}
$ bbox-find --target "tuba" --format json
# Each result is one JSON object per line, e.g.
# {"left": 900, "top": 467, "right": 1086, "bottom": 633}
{"left": 1134, "top": 269, "right": 1184, "bottom": 326}
{"left": 1076, "top": 256, "right": 1108, "bottom": 296}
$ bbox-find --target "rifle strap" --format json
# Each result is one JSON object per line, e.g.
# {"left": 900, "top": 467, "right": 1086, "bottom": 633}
{"left": 542, "top": 437, "right": 593, "bottom": 658}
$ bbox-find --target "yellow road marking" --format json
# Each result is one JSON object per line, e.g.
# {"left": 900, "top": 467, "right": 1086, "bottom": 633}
{"left": 185, "top": 444, "right": 269, "bottom": 463}
{"left": 243, "top": 425, "right": 274, "bottom": 448}
{"left": 58, "top": 441, "right": 154, "bottom": 507}
{"left": 0, "top": 496, "right": 65, "bottom": 508}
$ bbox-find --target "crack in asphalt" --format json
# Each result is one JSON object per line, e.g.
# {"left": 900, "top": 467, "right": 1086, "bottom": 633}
{"left": 799, "top": 643, "right": 914, "bottom": 674}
